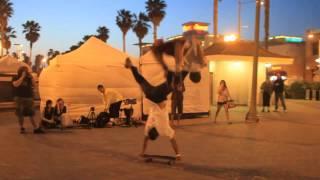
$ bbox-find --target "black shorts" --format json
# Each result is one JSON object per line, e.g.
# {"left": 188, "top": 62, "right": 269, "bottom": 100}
{"left": 15, "top": 97, "right": 35, "bottom": 117}
{"left": 109, "top": 101, "right": 122, "bottom": 118}
{"left": 217, "top": 101, "right": 227, "bottom": 106}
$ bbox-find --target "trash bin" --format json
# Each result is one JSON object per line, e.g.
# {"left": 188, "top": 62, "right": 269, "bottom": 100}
{"left": 305, "top": 89, "right": 311, "bottom": 100}
{"left": 312, "top": 89, "right": 317, "bottom": 101}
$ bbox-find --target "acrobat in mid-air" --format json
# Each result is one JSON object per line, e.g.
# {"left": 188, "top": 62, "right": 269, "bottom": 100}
{"left": 125, "top": 36, "right": 207, "bottom": 160}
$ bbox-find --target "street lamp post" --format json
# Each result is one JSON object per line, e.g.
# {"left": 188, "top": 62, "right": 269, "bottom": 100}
{"left": 246, "top": 0, "right": 261, "bottom": 122}
{"left": 209, "top": 61, "right": 215, "bottom": 121}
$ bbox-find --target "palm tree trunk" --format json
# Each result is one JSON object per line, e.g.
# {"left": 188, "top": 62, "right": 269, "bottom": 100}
{"left": 29, "top": 42, "right": 33, "bottom": 64}
{"left": 138, "top": 37, "right": 144, "bottom": 118}
{"left": 138, "top": 38, "right": 142, "bottom": 56}
{"left": 122, "top": 33, "right": 126, "bottom": 52}
{"left": 264, "top": 0, "right": 270, "bottom": 50}
{"left": 213, "top": 0, "right": 219, "bottom": 40}
{"left": 153, "top": 23, "right": 157, "bottom": 42}
{"left": 0, "top": 35, "right": 3, "bottom": 57}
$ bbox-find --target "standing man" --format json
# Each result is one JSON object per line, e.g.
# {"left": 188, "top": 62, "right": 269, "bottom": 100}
{"left": 171, "top": 77, "right": 185, "bottom": 126}
{"left": 12, "top": 66, "right": 44, "bottom": 134}
{"left": 97, "top": 85, "right": 123, "bottom": 121}
{"left": 260, "top": 78, "right": 273, "bottom": 112}
{"left": 273, "top": 73, "right": 287, "bottom": 112}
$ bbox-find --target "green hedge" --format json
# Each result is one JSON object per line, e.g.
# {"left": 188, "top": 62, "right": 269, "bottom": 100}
{"left": 286, "top": 81, "right": 320, "bottom": 99}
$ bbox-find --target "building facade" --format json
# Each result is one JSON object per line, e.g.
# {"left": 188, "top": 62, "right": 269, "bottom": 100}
{"left": 268, "top": 36, "right": 306, "bottom": 84}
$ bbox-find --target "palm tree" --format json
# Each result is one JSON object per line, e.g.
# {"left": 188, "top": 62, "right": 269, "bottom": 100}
{"left": 22, "top": 20, "right": 41, "bottom": 61}
{"left": 213, "top": 0, "right": 222, "bottom": 40}
{"left": 116, "top": 9, "right": 133, "bottom": 52}
{"left": 96, "top": 26, "right": 110, "bottom": 43}
{"left": 145, "top": 0, "right": 166, "bottom": 42}
{"left": 133, "top": 12, "right": 150, "bottom": 56}
{"left": 47, "top": 48, "right": 54, "bottom": 58}
{"left": 32, "top": 54, "right": 44, "bottom": 74}
{"left": 47, "top": 49, "right": 60, "bottom": 64}
{"left": 0, "top": 0, "right": 14, "bottom": 56}
{"left": 82, "top": 34, "right": 94, "bottom": 42}
{"left": 264, "top": 0, "right": 270, "bottom": 49}
{"left": 2, "top": 26, "right": 16, "bottom": 54}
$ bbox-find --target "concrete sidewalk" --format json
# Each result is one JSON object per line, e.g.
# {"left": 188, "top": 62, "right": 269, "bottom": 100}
{"left": 0, "top": 100, "right": 319, "bottom": 180}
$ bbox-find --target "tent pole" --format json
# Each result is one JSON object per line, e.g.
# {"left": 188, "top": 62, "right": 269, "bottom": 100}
{"left": 246, "top": 0, "right": 261, "bottom": 122}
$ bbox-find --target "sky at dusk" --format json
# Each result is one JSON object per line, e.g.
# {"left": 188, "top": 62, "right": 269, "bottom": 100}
{"left": 8, "top": 0, "right": 320, "bottom": 58}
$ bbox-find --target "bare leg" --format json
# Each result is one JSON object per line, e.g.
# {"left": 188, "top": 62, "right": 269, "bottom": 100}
{"left": 18, "top": 116, "right": 24, "bottom": 128}
{"left": 141, "top": 136, "right": 149, "bottom": 156}
{"left": 170, "top": 114, "right": 175, "bottom": 128}
{"left": 170, "top": 137, "right": 181, "bottom": 160}
{"left": 29, "top": 116, "right": 38, "bottom": 129}
{"left": 177, "top": 114, "right": 181, "bottom": 126}
{"left": 224, "top": 105, "right": 231, "bottom": 124}
{"left": 174, "top": 42, "right": 185, "bottom": 72}
{"left": 214, "top": 105, "right": 222, "bottom": 123}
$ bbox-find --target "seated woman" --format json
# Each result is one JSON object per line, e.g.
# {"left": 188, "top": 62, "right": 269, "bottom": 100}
{"left": 54, "top": 98, "right": 67, "bottom": 128}
{"left": 41, "top": 100, "right": 56, "bottom": 128}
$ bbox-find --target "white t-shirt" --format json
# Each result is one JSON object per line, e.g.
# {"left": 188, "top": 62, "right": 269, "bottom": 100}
{"left": 144, "top": 104, "right": 175, "bottom": 139}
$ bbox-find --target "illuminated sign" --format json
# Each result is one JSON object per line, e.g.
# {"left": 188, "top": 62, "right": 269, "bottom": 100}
{"left": 183, "top": 23, "right": 209, "bottom": 32}
{"left": 269, "top": 35, "right": 304, "bottom": 43}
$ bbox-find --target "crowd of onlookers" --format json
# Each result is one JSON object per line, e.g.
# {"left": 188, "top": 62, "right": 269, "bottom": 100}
{"left": 12, "top": 66, "right": 68, "bottom": 134}
{"left": 11, "top": 63, "right": 287, "bottom": 134}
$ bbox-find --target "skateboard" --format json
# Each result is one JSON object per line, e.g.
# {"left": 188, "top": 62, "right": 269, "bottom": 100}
{"left": 143, "top": 154, "right": 177, "bottom": 165}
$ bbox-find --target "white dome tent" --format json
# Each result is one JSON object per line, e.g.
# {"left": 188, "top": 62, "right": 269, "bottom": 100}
{"left": 39, "top": 37, "right": 141, "bottom": 119}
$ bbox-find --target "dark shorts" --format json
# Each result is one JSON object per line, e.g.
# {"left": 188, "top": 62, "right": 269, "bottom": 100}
{"left": 109, "top": 101, "right": 122, "bottom": 118}
{"left": 217, "top": 101, "right": 227, "bottom": 106}
{"left": 15, "top": 97, "right": 35, "bottom": 117}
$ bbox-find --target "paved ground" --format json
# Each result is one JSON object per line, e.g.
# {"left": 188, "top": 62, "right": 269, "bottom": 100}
{"left": 0, "top": 100, "right": 319, "bottom": 180}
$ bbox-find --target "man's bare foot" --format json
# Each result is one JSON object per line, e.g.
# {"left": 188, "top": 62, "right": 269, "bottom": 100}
{"left": 125, "top": 58, "right": 132, "bottom": 68}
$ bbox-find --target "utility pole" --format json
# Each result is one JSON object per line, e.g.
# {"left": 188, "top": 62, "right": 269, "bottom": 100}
{"left": 246, "top": 0, "right": 261, "bottom": 122}
{"left": 238, "top": 0, "right": 242, "bottom": 39}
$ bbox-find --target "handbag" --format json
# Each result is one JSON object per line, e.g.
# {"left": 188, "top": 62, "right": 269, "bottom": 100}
{"left": 227, "top": 100, "right": 237, "bottom": 109}
{"left": 148, "top": 127, "right": 159, "bottom": 141}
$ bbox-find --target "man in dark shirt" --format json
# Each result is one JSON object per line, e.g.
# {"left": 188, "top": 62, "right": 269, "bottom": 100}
{"left": 273, "top": 73, "right": 287, "bottom": 112}
{"left": 12, "top": 66, "right": 44, "bottom": 134}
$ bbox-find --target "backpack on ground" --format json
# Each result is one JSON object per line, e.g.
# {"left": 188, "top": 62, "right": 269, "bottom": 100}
{"left": 95, "top": 112, "right": 109, "bottom": 128}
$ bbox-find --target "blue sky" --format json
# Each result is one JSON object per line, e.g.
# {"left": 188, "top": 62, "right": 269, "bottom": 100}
{"left": 8, "top": 0, "right": 320, "bottom": 58}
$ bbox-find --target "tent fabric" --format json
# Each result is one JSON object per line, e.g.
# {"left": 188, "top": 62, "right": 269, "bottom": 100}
{"left": 39, "top": 37, "right": 141, "bottom": 119}
{"left": 0, "top": 55, "right": 31, "bottom": 75}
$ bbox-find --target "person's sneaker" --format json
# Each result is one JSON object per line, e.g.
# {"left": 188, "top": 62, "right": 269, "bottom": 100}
{"left": 33, "top": 128, "right": 45, "bottom": 134}
{"left": 20, "top": 128, "right": 26, "bottom": 134}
